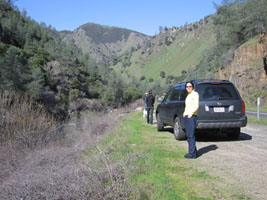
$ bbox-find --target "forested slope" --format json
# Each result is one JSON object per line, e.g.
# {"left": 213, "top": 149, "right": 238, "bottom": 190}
{"left": 0, "top": 0, "right": 143, "bottom": 118}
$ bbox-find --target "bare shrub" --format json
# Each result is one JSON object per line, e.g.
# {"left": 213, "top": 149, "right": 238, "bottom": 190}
{"left": 68, "top": 98, "right": 105, "bottom": 113}
{"left": 0, "top": 145, "right": 137, "bottom": 200}
{"left": 84, "top": 147, "right": 136, "bottom": 200}
{"left": 0, "top": 91, "right": 59, "bottom": 181}
{"left": 0, "top": 91, "right": 58, "bottom": 148}
{"left": 0, "top": 103, "right": 138, "bottom": 199}
{"left": 220, "top": 47, "right": 235, "bottom": 69}
{"left": 128, "top": 98, "right": 145, "bottom": 110}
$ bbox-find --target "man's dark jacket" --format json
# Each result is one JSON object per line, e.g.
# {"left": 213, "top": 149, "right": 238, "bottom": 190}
{"left": 145, "top": 95, "right": 155, "bottom": 108}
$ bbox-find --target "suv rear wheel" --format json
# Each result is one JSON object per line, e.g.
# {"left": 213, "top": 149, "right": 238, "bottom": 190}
{"left": 157, "top": 113, "right": 164, "bottom": 131}
{"left": 226, "top": 128, "right": 240, "bottom": 140}
{"left": 174, "top": 117, "right": 186, "bottom": 140}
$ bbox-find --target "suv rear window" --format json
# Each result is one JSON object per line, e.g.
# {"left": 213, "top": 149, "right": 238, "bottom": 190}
{"left": 196, "top": 84, "right": 240, "bottom": 101}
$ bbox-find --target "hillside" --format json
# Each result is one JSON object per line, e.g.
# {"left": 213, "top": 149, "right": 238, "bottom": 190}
{"left": 61, "top": 23, "right": 150, "bottom": 63}
{"left": 2, "top": 0, "right": 266, "bottom": 111}
{"left": 1, "top": 0, "right": 149, "bottom": 120}
{"left": 111, "top": 16, "right": 215, "bottom": 86}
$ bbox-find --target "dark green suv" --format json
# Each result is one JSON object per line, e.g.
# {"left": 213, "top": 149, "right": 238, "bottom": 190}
{"left": 156, "top": 80, "right": 247, "bottom": 140}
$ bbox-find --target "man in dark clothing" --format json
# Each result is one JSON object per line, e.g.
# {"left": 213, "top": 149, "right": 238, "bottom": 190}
{"left": 145, "top": 90, "right": 155, "bottom": 124}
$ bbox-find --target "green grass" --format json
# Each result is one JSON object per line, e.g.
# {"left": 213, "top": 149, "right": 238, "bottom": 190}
{"left": 241, "top": 35, "right": 260, "bottom": 46}
{"left": 120, "top": 113, "right": 213, "bottom": 200}
{"left": 248, "top": 116, "right": 267, "bottom": 126}
{"left": 143, "top": 32, "right": 212, "bottom": 81}
{"left": 246, "top": 104, "right": 267, "bottom": 112}
{"left": 241, "top": 33, "right": 267, "bottom": 47}
{"left": 92, "top": 112, "right": 252, "bottom": 199}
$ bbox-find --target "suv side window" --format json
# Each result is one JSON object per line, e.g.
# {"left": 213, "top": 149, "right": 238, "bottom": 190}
{"left": 180, "top": 85, "right": 187, "bottom": 101}
{"left": 164, "top": 89, "right": 173, "bottom": 102}
{"left": 170, "top": 88, "right": 180, "bottom": 101}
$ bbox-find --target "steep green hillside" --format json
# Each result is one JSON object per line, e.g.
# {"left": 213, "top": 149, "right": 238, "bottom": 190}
{"left": 111, "top": 16, "right": 215, "bottom": 85}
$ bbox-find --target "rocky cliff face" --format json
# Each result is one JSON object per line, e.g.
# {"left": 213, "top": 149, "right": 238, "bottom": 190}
{"left": 219, "top": 41, "right": 267, "bottom": 105}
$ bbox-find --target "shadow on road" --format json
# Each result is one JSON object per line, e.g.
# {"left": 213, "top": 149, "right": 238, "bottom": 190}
{"left": 196, "top": 131, "right": 252, "bottom": 142}
{"left": 197, "top": 144, "right": 218, "bottom": 157}
{"left": 162, "top": 127, "right": 252, "bottom": 142}
{"left": 239, "top": 132, "right": 253, "bottom": 140}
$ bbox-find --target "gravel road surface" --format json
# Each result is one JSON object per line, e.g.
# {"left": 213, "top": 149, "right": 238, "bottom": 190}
{"left": 181, "top": 123, "right": 267, "bottom": 199}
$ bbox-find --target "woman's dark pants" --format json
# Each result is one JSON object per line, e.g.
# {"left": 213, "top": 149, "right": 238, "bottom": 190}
{"left": 184, "top": 115, "right": 197, "bottom": 158}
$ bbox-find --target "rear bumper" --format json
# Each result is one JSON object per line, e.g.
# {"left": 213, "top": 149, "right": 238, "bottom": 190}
{"left": 196, "top": 116, "right": 247, "bottom": 129}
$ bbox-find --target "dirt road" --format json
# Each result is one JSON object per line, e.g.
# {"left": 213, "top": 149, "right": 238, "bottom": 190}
{"left": 178, "top": 123, "right": 267, "bottom": 199}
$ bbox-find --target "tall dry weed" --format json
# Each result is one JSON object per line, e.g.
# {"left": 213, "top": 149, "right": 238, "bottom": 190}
{"left": 0, "top": 91, "right": 59, "bottom": 181}
{"left": 0, "top": 91, "right": 58, "bottom": 148}
{"left": 0, "top": 98, "right": 142, "bottom": 199}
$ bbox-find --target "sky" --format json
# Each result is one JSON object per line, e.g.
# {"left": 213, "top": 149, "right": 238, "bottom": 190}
{"left": 14, "top": 0, "right": 221, "bottom": 36}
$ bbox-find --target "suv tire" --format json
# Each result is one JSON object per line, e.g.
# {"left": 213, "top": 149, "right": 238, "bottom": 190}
{"left": 227, "top": 128, "right": 240, "bottom": 140}
{"left": 157, "top": 113, "right": 164, "bottom": 131}
{"left": 174, "top": 117, "right": 186, "bottom": 140}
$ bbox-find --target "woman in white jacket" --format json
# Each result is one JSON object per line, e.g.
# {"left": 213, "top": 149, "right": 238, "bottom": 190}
{"left": 183, "top": 81, "right": 199, "bottom": 159}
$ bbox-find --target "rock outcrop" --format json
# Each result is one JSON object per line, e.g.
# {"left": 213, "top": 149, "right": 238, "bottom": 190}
{"left": 219, "top": 39, "right": 267, "bottom": 105}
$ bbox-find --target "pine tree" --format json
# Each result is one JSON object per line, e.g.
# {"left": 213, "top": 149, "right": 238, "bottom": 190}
{"left": 26, "top": 67, "right": 45, "bottom": 99}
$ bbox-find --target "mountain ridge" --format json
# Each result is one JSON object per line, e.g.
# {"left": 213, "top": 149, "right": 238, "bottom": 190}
{"left": 60, "top": 22, "right": 150, "bottom": 63}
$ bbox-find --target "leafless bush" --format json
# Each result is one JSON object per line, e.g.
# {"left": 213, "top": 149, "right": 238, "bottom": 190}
{"left": 220, "top": 47, "right": 235, "bottom": 69}
{"left": 0, "top": 91, "right": 59, "bottom": 181}
{"left": 83, "top": 146, "right": 136, "bottom": 200}
{"left": 0, "top": 91, "right": 59, "bottom": 148}
{"left": 0, "top": 101, "right": 139, "bottom": 199}
{"left": 0, "top": 145, "right": 137, "bottom": 200}
{"left": 128, "top": 98, "right": 145, "bottom": 110}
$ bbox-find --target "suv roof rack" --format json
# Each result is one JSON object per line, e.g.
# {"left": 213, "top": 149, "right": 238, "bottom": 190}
{"left": 173, "top": 79, "right": 230, "bottom": 87}
{"left": 190, "top": 79, "right": 229, "bottom": 82}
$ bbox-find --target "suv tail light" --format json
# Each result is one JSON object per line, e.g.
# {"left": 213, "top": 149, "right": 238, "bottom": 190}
{"left": 241, "top": 102, "right": 245, "bottom": 115}
{"left": 211, "top": 82, "right": 221, "bottom": 85}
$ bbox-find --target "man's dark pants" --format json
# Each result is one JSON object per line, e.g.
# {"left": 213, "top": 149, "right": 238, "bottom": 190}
{"left": 184, "top": 115, "right": 197, "bottom": 158}
{"left": 147, "top": 107, "right": 154, "bottom": 124}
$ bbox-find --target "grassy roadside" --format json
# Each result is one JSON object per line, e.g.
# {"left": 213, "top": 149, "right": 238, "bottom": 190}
{"left": 247, "top": 116, "right": 267, "bottom": 126}
{"left": 90, "top": 112, "right": 251, "bottom": 200}
{"left": 245, "top": 103, "right": 267, "bottom": 126}
{"left": 246, "top": 104, "right": 267, "bottom": 112}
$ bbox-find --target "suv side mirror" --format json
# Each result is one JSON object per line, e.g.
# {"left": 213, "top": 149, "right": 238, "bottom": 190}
{"left": 157, "top": 97, "right": 163, "bottom": 102}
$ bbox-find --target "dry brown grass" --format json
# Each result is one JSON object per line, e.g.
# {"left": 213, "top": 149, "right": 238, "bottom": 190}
{"left": 0, "top": 95, "right": 142, "bottom": 199}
